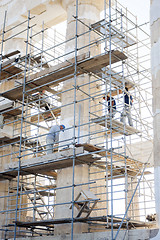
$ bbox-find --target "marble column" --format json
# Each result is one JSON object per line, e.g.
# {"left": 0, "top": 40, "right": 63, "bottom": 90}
{"left": 55, "top": 0, "right": 105, "bottom": 235}
{"left": 150, "top": 0, "right": 160, "bottom": 236}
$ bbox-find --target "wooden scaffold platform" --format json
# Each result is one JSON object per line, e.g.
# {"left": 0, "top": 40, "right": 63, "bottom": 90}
{"left": 1, "top": 50, "right": 127, "bottom": 101}
{"left": 92, "top": 116, "right": 141, "bottom": 136}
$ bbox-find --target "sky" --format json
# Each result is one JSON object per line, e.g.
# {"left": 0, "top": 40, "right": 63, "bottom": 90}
{"left": 119, "top": 0, "right": 150, "bottom": 24}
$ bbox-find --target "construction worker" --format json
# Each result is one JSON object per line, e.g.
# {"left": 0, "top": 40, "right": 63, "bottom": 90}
{"left": 103, "top": 95, "right": 116, "bottom": 118}
{"left": 120, "top": 87, "right": 133, "bottom": 126}
{"left": 46, "top": 124, "right": 65, "bottom": 154}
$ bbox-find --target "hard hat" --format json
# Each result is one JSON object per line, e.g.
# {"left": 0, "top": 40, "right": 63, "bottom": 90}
{"left": 60, "top": 124, "right": 65, "bottom": 132}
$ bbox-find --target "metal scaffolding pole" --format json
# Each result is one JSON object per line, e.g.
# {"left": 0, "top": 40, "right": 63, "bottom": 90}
{"left": 71, "top": 0, "right": 78, "bottom": 239}
{"left": 0, "top": 10, "right": 7, "bottom": 79}
{"left": 13, "top": 11, "right": 31, "bottom": 240}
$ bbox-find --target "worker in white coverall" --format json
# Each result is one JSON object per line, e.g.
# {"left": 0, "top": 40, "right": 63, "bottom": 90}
{"left": 46, "top": 124, "right": 65, "bottom": 154}
{"left": 120, "top": 87, "right": 133, "bottom": 127}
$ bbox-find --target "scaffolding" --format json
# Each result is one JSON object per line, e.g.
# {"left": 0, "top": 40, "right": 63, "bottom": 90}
{"left": 0, "top": 0, "right": 155, "bottom": 239}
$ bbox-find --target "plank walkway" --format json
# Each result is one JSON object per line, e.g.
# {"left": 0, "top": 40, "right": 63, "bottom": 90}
{"left": 1, "top": 51, "right": 127, "bottom": 101}
{"left": 0, "top": 147, "right": 100, "bottom": 180}
{"left": 92, "top": 116, "right": 141, "bottom": 136}
{"left": 15, "top": 215, "right": 154, "bottom": 229}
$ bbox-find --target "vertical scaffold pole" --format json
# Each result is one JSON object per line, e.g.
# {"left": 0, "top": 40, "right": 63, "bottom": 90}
{"left": 13, "top": 11, "right": 31, "bottom": 240}
{"left": 0, "top": 11, "right": 7, "bottom": 79}
{"left": 71, "top": 0, "right": 78, "bottom": 239}
{"left": 104, "top": 0, "right": 109, "bottom": 228}
{"left": 120, "top": 7, "right": 129, "bottom": 239}
{"left": 41, "top": 21, "right": 44, "bottom": 70}
{"left": 108, "top": 0, "right": 114, "bottom": 239}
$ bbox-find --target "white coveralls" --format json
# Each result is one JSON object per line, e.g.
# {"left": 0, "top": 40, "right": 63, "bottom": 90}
{"left": 46, "top": 125, "right": 60, "bottom": 154}
{"left": 120, "top": 93, "right": 133, "bottom": 127}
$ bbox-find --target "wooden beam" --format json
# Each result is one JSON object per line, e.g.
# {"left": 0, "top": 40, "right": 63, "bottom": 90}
{"left": 2, "top": 50, "right": 20, "bottom": 60}
{"left": 1, "top": 147, "right": 100, "bottom": 179}
{"left": 76, "top": 143, "right": 144, "bottom": 170}
{"left": 0, "top": 64, "right": 22, "bottom": 81}
{"left": 75, "top": 143, "right": 149, "bottom": 177}
{"left": 15, "top": 215, "right": 153, "bottom": 228}
{"left": 92, "top": 116, "right": 141, "bottom": 136}
{"left": 1, "top": 51, "right": 127, "bottom": 101}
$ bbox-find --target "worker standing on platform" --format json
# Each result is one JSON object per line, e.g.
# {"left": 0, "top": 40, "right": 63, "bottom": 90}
{"left": 120, "top": 87, "right": 133, "bottom": 127}
{"left": 46, "top": 124, "right": 65, "bottom": 154}
{"left": 103, "top": 95, "right": 116, "bottom": 118}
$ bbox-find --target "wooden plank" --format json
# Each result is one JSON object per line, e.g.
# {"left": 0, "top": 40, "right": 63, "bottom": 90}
{"left": 3, "top": 108, "right": 22, "bottom": 118}
{"left": 80, "top": 51, "right": 127, "bottom": 73}
{"left": 0, "top": 64, "right": 22, "bottom": 81}
{"left": 0, "top": 99, "right": 22, "bottom": 117}
{"left": 91, "top": 116, "right": 140, "bottom": 136}
{"left": 0, "top": 172, "right": 16, "bottom": 180}
{"left": 2, "top": 50, "right": 20, "bottom": 60}
{"left": 77, "top": 143, "right": 144, "bottom": 169}
{"left": 0, "top": 136, "right": 11, "bottom": 143}
{"left": 76, "top": 143, "right": 146, "bottom": 177}
{"left": 92, "top": 161, "right": 151, "bottom": 178}
{"left": 1, "top": 51, "right": 127, "bottom": 101}
{"left": 2, "top": 147, "right": 100, "bottom": 178}
{"left": 15, "top": 215, "right": 153, "bottom": 228}
{"left": 1, "top": 56, "right": 22, "bottom": 81}
{"left": 0, "top": 56, "right": 82, "bottom": 100}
